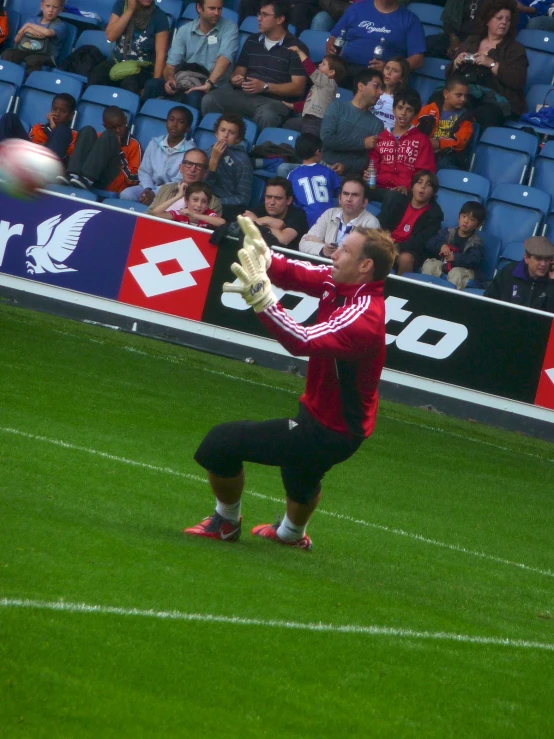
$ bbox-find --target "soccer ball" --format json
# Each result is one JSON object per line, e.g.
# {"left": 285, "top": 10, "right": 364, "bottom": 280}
{"left": 0, "top": 138, "right": 64, "bottom": 199}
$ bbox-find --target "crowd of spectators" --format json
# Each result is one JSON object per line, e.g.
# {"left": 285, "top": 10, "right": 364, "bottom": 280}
{"left": 0, "top": 0, "right": 553, "bottom": 310}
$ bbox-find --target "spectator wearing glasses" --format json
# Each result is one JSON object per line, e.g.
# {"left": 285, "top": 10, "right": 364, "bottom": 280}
{"left": 484, "top": 236, "right": 554, "bottom": 312}
{"left": 320, "top": 69, "right": 385, "bottom": 177}
{"left": 147, "top": 148, "right": 223, "bottom": 216}
{"left": 201, "top": 0, "right": 309, "bottom": 129}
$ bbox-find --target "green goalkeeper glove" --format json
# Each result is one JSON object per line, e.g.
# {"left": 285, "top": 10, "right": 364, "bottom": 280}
{"left": 237, "top": 214, "right": 272, "bottom": 271}
{"left": 222, "top": 243, "right": 277, "bottom": 313}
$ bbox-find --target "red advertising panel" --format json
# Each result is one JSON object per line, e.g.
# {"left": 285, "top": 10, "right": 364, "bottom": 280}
{"left": 535, "top": 319, "right": 554, "bottom": 411}
{"left": 118, "top": 218, "right": 217, "bottom": 321}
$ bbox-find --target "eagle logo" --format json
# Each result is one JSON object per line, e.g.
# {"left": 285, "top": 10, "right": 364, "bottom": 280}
{"left": 25, "top": 209, "right": 100, "bottom": 275}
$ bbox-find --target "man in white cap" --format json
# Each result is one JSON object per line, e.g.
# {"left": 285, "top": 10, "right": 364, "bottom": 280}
{"left": 485, "top": 236, "right": 554, "bottom": 313}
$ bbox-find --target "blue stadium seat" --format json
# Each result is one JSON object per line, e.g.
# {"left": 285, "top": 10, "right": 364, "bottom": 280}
{"left": 60, "top": 2, "right": 103, "bottom": 30}
{"left": 529, "top": 140, "right": 554, "bottom": 200}
{"left": 408, "top": 3, "right": 443, "bottom": 35}
{"left": 133, "top": 100, "right": 198, "bottom": 149}
{"left": 410, "top": 57, "right": 448, "bottom": 104}
{"left": 402, "top": 273, "right": 458, "bottom": 289}
{"left": 335, "top": 87, "right": 353, "bottom": 103}
{"left": 197, "top": 112, "right": 257, "bottom": 150}
{"left": 155, "top": 0, "right": 184, "bottom": 21}
{"left": 102, "top": 198, "right": 149, "bottom": 212}
{"left": 298, "top": 30, "right": 329, "bottom": 63}
{"left": 90, "top": 0, "right": 117, "bottom": 26}
{"left": 437, "top": 169, "right": 491, "bottom": 202}
{"left": 464, "top": 287, "right": 485, "bottom": 295}
{"left": 483, "top": 184, "right": 550, "bottom": 249}
{"left": 140, "top": 98, "right": 198, "bottom": 129}
{"left": 75, "top": 29, "right": 115, "bottom": 57}
{"left": 5, "top": 9, "right": 21, "bottom": 49}
{"left": 516, "top": 29, "right": 554, "bottom": 90}
{"left": 6, "top": 0, "right": 36, "bottom": 18}
{"left": 76, "top": 85, "right": 141, "bottom": 132}
{"left": 366, "top": 202, "right": 382, "bottom": 217}
{"left": 249, "top": 175, "right": 266, "bottom": 208}
{"left": 45, "top": 184, "right": 100, "bottom": 202}
{"left": 16, "top": 71, "right": 83, "bottom": 127}
{"left": 478, "top": 233, "right": 502, "bottom": 283}
{"left": 237, "top": 32, "right": 250, "bottom": 56}
{"left": 55, "top": 22, "right": 78, "bottom": 63}
{"left": 193, "top": 129, "right": 216, "bottom": 152}
{"left": 239, "top": 16, "right": 259, "bottom": 33}
{"left": 0, "top": 60, "right": 25, "bottom": 114}
{"left": 470, "top": 127, "right": 538, "bottom": 189}
{"left": 224, "top": 0, "right": 240, "bottom": 10}
{"left": 180, "top": 4, "right": 199, "bottom": 21}
{"left": 436, "top": 170, "right": 491, "bottom": 225}
{"left": 543, "top": 208, "right": 554, "bottom": 238}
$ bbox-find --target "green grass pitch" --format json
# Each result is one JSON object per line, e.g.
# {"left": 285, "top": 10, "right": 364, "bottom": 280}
{"left": 0, "top": 301, "right": 553, "bottom": 738}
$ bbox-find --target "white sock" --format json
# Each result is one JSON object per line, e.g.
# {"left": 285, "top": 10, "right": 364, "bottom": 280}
{"left": 215, "top": 500, "right": 241, "bottom": 523}
{"left": 276, "top": 514, "right": 306, "bottom": 541}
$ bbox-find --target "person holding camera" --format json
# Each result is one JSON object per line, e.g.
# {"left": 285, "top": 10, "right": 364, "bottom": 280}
{"left": 448, "top": 0, "right": 528, "bottom": 129}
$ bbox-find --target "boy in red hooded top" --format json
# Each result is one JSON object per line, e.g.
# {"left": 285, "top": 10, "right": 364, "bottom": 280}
{"left": 365, "top": 88, "right": 435, "bottom": 197}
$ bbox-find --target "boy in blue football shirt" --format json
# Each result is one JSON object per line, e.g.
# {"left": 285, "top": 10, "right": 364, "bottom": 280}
{"left": 287, "top": 133, "right": 342, "bottom": 227}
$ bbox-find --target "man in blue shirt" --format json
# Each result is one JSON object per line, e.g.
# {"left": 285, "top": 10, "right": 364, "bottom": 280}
{"left": 287, "top": 133, "right": 342, "bottom": 227}
{"left": 326, "top": 0, "right": 425, "bottom": 85}
{"left": 143, "top": 0, "right": 238, "bottom": 109}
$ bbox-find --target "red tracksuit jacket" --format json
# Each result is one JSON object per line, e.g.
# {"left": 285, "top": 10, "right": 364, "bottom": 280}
{"left": 369, "top": 127, "right": 436, "bottom": 190}
{"left": 258, "top": 252, "right": 386, "bottom": 438}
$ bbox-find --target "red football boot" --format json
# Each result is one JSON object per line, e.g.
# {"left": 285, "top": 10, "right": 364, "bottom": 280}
{"left": 251, "top": 522, "right": 312, "bottom": 550}
{"left": 183, "top": 512, "right": 242, "bottom": 542}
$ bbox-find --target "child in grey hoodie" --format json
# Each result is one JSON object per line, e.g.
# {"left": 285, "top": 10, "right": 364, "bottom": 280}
{"left": 205, "top": 113, "right": 253, "bottom": 223}
{"left": 120, "top": 106, "right": 196, "bottom": 205}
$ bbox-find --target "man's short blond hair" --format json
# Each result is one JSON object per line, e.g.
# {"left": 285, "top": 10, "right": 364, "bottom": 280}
{"left": 354, "top": 227, "right": 397, "bottom": 281}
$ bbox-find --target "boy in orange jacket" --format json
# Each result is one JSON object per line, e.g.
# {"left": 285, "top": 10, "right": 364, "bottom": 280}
{"left": 0, "top": 93, "right": 77, "bottom": 161}
{"left": 414, "top": 76, "right": 474, "bottom": 170}
{"left": 63, "top": 106, "right": 141, "bottom": 193}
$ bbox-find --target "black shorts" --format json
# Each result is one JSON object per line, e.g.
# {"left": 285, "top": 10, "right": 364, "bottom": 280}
{"left": 194, "top": 404, "right": 364, "bottom": 504}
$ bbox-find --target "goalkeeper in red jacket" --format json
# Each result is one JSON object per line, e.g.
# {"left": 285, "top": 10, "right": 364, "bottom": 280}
{"left": 184, "top": 217, "right": 396, "bottom": 550}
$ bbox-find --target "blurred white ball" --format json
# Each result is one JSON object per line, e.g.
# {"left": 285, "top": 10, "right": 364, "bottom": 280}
{"left": 0, "top": 138, "right": 64, "bottom": 199}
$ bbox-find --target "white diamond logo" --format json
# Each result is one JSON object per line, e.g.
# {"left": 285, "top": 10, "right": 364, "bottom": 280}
{"left": 128, "top": 237, "right": 210, "bottom": 298}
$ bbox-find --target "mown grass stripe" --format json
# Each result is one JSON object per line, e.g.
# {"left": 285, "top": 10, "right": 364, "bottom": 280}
{"left": 1, "top": 598, "right": 553, "bottom": 652}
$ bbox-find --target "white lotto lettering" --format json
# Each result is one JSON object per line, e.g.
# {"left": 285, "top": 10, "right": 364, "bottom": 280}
{"left": 395, "top": 316, "right": 468, "bottom": 359}
{"left": 385, "top": 296, "right": 468, "bottom": 358}
{"left": 0, "top": 220, "right": 24, "bottom": 266}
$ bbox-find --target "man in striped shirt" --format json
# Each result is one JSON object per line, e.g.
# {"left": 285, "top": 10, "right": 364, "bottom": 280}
{"left": 185, "top": 221, "right": 396, "bottom": 550}
{"left": 201, "top": 0, "right": 309, "bottom": 128}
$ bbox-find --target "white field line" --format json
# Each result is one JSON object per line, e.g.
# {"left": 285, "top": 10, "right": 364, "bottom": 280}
{"left": 1, "top": 426, "right": 553, "bottom": 581}
{"left": 1, "top": 598, "right": 552, "bottom": 652}
{"left": 4, "top": 311, "right": 554, "bottom": 462}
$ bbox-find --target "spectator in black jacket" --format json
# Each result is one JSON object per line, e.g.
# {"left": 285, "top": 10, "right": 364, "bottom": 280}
{"left": 421, "top": 201, "right": 485, "bottom": 290}
{"left": 485, "top": 236, "right": 554, "bottom": 312}
{"left": 378, "top": 170, "right": 444, "bottom": 275}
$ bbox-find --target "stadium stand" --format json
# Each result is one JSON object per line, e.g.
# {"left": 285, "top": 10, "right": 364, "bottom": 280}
{"left": 1, "top": 0, "right": 553, "bottom": 285}
{"left": 409, "top": 57, "right": 448, "bottom": 105}
{"left": 408, "top": 3, "right": 443, "bottom": 36}
{"left": 470, "top": 127, "right": 539, "bottom": 190}
{"left": 529, "top": 140, "right": 554, "bottom": 201}
{"left": 298, "top": 30, "right": 328, "bottom": 63}
{"left": 0, "top": 59, "right": 24, "bottom": 114}
{"left": 74, "top": 29, "right": 114, "bottom": 58}
{"left": 402, "top": 273, "right": 458, "bottom": 288}
{"left": 15, "top": 70, "right": 82, "bottom": 127}
{"left": 75, "top": 85, "right": 141, "bottom": 132}
{"left": 483, "top": 185, "right": 551, "bottom": 255}
{"left": 516, "top": 29, "right": 554, "bottom": 91}
{"left": 135, "top": 97, "right": 199, "bottom": 140}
